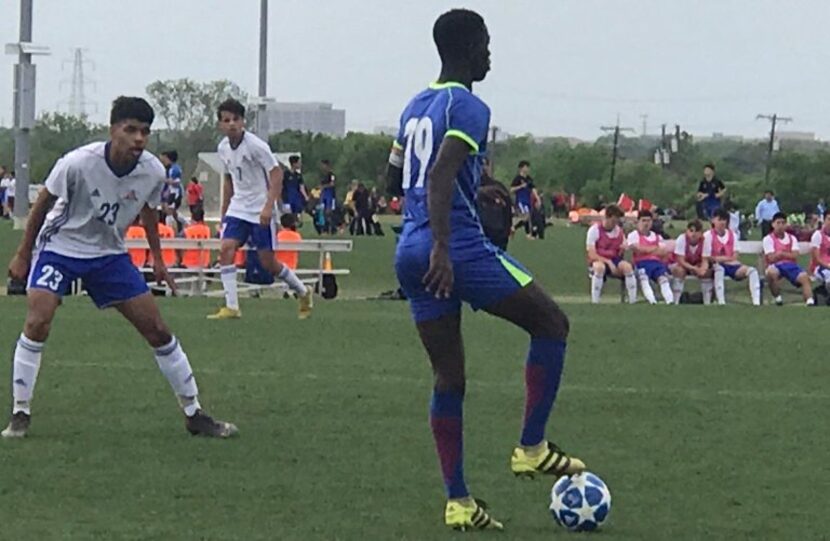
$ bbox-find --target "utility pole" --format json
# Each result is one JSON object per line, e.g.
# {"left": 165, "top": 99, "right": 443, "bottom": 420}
{"left": 5, "top": 0, "right": 50, "bottom": 229}
{"left": 489, "top": 125, "right": 499, "bottom": 168}
{"left": 256, "top": 0, "right": 268, "bottom": 137}
{"left": 756, "top": 113, "right": 792, "bottom": 183}
{"left": 600, "top": 116, "right": 634, "bottom": 194}
{"left": 640, "top": 114, "right": 648, "bottom": 137}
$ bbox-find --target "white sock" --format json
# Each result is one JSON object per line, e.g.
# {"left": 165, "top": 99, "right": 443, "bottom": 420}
{"left": 12, "top": 334, "right": 44, "bottom": 415}
{"left": 671, "top": 278, "right": 684, "bottom": 305}
{"left": 747, "top": 268, "right": 761, "bottom": 306}
{"left": 220, "top": 265, "right": 239, "bottom": 310}
{"left": 590, "top": 274, "right": 604, "bottom": 304}
{"left": 701, "top": 279, "right": 714, "bottom": 305}
{"left": 807, "top": 297, "right": 816, "bottom": 306}
{"left": 278, "top": 266, "right": 308, "bottom": 296}
{"left": 659, "top": 277, "right": 674, "bottom": 304}
{"left": 154, "top": 337, "right": 201, "bottom": 417}
{"left": 639, "top": 275, "right": 657, "bottom": 304}
{"left": 624, "top": 273, "right": 637, "bottom": 304}
{"left": 714, "top": 265, "right": 726, "bottom": 305}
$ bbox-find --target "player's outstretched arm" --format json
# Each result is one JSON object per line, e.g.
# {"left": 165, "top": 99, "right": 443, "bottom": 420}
{"left": 262, "top": 166, "right": 283, "bottom": 225}
{"left": 220, "top": 174, "right": 233, "bottom": 221}
{"left": 386, "top": 145, "right": 404, "bottom": 197}
{"left": 140, "top": 204, "right": 178, "bottom": 296}
{"left": 8, "top": 189, "right": 56, "bottom": 281}
{"left": 423, "top": 137, "right": 470, "bottom": 299}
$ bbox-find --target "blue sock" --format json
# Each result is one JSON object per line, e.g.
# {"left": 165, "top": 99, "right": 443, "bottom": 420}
{"left": 521, "top": 338, "right": 566, "bottom": 446}
{"left": 430, "top": 388, "right": 468, "bottom": 499}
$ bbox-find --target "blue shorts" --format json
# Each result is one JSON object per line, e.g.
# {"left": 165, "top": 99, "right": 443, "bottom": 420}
{"left": 517, "top": 202, "right": 531, "bottom": 215}
{"left": 222, "top": 216, "right": 275, "bottom": 251}
{"left": 288, "top": 198, "right": 305, "bottom": 214}
{"left": 589, "top": 257, "right": 624, "bottom": 281}
{"left": 720, "top": 263, "right": 744, "bottom": 281}
{"left": 772, "top": 262, "right": 805, "bottom": 287}
{"left": 395, "top": 236, "right": 532, "bottom": 323}
{"left": 814, "top": 265, "right": 830, "bottom": 282}
{"left": 703, "top": 201, "right": 721, "bottom": 218}
{"left": 28, "top": 251, "right": 148, "bottom": 308}
{"left": 636, "top": 260, "right": 669, "bottom": 281}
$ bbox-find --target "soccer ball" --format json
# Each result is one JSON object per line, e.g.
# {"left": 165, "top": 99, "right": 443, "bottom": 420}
{"left": 549, "top": 472, "right": 611, "bottom": 532}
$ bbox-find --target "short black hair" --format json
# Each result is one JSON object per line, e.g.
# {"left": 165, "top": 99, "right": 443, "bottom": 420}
{"left": 162, "top": 150, "right": 178, "bottom": 162}
{"left": 191, "top": 209, "right": 205, "bottom": 222}
{"left": 518, "top": 160, "right": 531, "bottom": 169}
{"left": 712, "top": 208, "right": 730, "bottom": 221}
{"left": 772, "top": 212, "right": 787, "bottom": 222}
{"left": 289, "top": 155, "right": 301, "bottom": 165}
{"left": 638, "top": 210, "right": 653, "bottom": 219}
{"left": 190, "top": 176, "right": 198, "bottom": 183}
{"left": 764, "top": 189, "right": 775, "bottom": 196}
{"left": 687, "top": 219, "right": 703, "bottom": 232}
{"left": 433, "top": 9, "right": 486, "bottom": 63}
{"left": 280, "top": 213, "right": 297, "bottom": 229}
{"left": 217, "top": 98, "right": 245, "bottom": 119}
{"left": 321, "top": 159, "right": 331, "bottom": 167}
{"left": 110, "top": 96, "right": 154, "bottom": 126}
{"left": 703, "top": 163, "right": 716, "bottom": 171}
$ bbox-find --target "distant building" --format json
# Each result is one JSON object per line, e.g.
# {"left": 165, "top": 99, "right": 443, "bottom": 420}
{"left": 260, "top": 101, "right": 345, "bottom": 137}
{"left": 776, "top": 131, "right": 815, "bottom": 142}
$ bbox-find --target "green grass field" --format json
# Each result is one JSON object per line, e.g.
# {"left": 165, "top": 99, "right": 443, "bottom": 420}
{"left": 0, "top": 219, "right": 828, "bottom": 540}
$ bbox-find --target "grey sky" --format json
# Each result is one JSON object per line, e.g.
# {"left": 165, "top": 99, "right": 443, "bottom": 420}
{"left": 2, "top": 0, "right": 829, "bottom": 140}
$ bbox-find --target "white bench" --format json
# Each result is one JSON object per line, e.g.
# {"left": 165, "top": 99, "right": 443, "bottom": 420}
{"left": 123, "top": 238, "right": 353, "bottom": 297}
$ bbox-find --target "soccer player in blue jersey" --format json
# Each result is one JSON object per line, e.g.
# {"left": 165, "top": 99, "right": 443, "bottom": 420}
{"left": 3, "top": 97, "right": 236, "bottom": 439}
{"left": 387, "top": 9, "right": 586, "bottom": 532}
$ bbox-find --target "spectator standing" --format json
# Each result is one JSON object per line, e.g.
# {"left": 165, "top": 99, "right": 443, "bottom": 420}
{"left": 817, "top": 198, "right": 826, "bottom": 222}
{"left": 186, "top": 177, "right": 204, "bottom": 216}
{"left": 319, "top": 159, "right": 337, "bottom": 234}
{"left": 696, "top": 163, "right": 725, "bottom": 219}
{"left": 160, "top": 151, "right": 183, "bottom": 210}
{"left": 510, "top": 160, "right": 536, "bottom": 239}
{"left": 5, "top": 171, "right": 16, "bottom": 215}
{"left": 0, "top": 166, "right": 7, "bottom": 218}
{"left": 351, "top": 183, "right": 373, "bottom": 236}
{"left": 754, "top": 190, "right": 780, "bottom": 237}
{"left": 282, "top": 155, "right": 308, "bottom": 217}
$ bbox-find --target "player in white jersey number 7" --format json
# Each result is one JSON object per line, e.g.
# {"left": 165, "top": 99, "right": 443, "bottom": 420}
{"left": 3, "top": 97, "right": 237, "bottom": 439}
{"left": 208, "top": 98, "right": 313, "bottom": 320}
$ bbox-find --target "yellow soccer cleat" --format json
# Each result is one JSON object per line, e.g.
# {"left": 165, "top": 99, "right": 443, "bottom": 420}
{"left": 298, "top": 291, "right": 314, "bottom": 320}
{"left": 444, "top": 498, "right": 504, "bottom": 532}
{"left": 207, "top": 307, "right": 242, "bottom": 320}
{"left": 511, "top": 441, "right": 586, "bottom": 479}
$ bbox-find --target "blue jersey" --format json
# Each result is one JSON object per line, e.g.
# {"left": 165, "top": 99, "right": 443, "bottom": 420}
{"left": 394, "top": 82, "right": 490, "bottom": 244}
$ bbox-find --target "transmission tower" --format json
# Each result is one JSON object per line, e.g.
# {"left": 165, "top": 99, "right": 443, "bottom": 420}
{"left": 60, "top": 48, "right": 96, "bottom": 117}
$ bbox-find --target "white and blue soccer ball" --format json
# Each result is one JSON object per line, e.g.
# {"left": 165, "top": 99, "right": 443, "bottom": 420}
{"left": 549, "top": 472, "right": 611, "bottom": 532}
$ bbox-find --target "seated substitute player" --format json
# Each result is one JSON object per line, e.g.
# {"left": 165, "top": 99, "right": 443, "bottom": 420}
{"left": 703, "top": 208, "right": 761, "bottom": 306}
{"left": 387, "top": 9, "right": 585, "bottom": 532}
{"left": 670, "top": 219, "right": 713, "bottom": 304}
{"left": 2, "top": 97, "right": 236, "bottom": 439}
{"left": 626, "top": 210, "right": 674, "bottom": 304}
{"left": 209, "top": 98, "right": 313, "bottom": 320}
{"left": 585, "top": 204, "right": 637, "bottom": 304}
{"left": 763, "top": 212, "right": 813, "bottom": 306}
{"left": 810, "top": 213, "right": 830, "bottom": 291}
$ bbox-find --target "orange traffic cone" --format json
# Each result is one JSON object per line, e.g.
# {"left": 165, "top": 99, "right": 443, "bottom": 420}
{"left": 323, "top": 252, "right": 333, "bottom": 272}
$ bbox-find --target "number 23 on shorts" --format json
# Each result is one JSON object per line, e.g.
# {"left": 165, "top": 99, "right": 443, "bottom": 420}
{"left": 35, "top": 264, "right": 64, "bottom": 292}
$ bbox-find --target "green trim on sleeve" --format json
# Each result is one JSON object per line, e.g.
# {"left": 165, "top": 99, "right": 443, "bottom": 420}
{"left": 391, "top": 140, "right": 403, "bottom": 150}
{"left": 445, "top": 129, "right": 480, "bottom": 154}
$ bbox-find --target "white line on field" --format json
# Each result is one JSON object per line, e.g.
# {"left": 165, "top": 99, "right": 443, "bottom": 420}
{"left": 49, "top": 360, "right": 830, "bottom": 402}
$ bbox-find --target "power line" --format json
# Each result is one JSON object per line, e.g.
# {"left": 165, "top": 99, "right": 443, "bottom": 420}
{"left": 756, "top": 113, "right": 793, "bottom": 183}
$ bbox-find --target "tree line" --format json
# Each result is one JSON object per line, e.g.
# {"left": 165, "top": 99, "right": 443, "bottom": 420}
{"left": 1, "top": 78, "right": 828, "bottom": 216}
